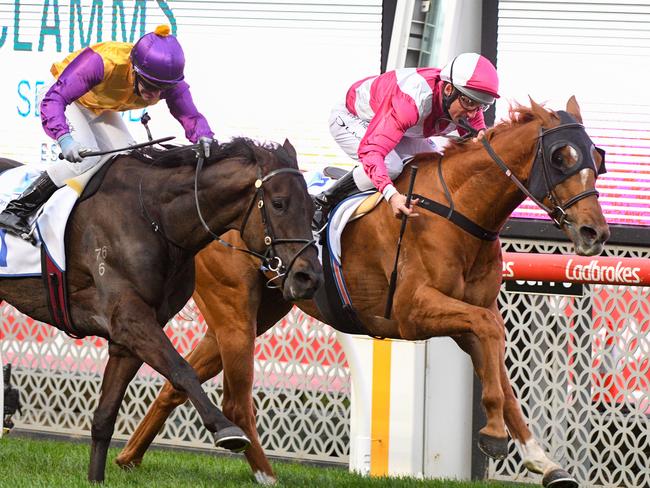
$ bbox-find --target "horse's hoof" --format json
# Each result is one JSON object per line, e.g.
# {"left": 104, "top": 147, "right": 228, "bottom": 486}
{"left": 477, "top": 432, "right": 509, "bottom": 460}
{"left": 115, "top": 452, "right": 142, "bottom": 470}
{"left": 254, "top": 471, "right": 278, "bottom": 485}
{"left": 214, "top": 426, "right": 251, "bottom": 453}
{"left": 542, "top": 468, "right": 578, "bottom": 488}
{"left": 115, "top": 458, "right": 140, "bottom": 471}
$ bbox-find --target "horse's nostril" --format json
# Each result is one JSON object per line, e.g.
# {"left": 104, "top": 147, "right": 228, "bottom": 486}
{"left": 295, "top": 271, "right": 312, "bottom": 285}
{"left": 292, "top": 271, "right": 321, "bottom": 291}
{"left": 579, "top": 225, "right": 599, "bottom": 244}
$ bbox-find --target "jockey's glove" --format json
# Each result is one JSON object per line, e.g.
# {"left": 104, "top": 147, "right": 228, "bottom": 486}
{"left": 199, "top": 136, "right": 213, "bottom": 159}
{"left": 57, "top": 134, "right": 88, "bottom": 163}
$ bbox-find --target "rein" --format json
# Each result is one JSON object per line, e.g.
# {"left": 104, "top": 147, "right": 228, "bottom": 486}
{"left": 192, "top": 154, "right": 316, "bottom": 289}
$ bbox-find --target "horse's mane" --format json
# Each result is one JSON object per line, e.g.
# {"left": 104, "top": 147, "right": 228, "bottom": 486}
{"left": 442, "top": 103, "right": 559, "bottom": 159}
{"left": 130, "top": 137, "right": 297, "bottom": 169}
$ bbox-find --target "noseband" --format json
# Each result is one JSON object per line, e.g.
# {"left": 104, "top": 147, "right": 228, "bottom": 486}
{"left": 194, "top": 156, "right": 316, "bottom": 289}
{"left": 480, "top": 114, "right": 602, "bottom": 228}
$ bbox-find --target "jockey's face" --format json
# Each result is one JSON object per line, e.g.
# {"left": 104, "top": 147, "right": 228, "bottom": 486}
{"left": 444, "top": 83, "right": 480, "bottom": 123}
{"left": 137, "top": 80, "right": 162, "bottom": 102}
{"left": 134, "top": 74, "right": 173, "bottom": 102}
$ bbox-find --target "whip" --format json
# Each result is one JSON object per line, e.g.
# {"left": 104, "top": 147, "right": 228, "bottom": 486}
{"left": 384, "top": 164, "right": 419, "bottom": 319}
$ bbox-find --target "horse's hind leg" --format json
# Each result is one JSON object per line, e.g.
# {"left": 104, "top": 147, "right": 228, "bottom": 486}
{"left": 89, "top": 342, "right": 142, "bottom": 482}
{"left": 116, "top": 331, "right": 224, "bottom": 468}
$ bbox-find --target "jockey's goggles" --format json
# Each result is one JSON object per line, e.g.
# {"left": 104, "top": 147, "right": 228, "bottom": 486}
{"left": 458, "top": 94, "right": 491, "bottom": 113}
{"left": 136, "top": 74, "right": 177, "bottom": 92}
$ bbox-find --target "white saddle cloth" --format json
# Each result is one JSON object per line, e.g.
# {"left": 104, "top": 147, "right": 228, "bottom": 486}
{"left": 304, "top": 170, "right": 378, "bottom": 266}
{"left": 0, "top": 167, "right": 78, "bottom": 276}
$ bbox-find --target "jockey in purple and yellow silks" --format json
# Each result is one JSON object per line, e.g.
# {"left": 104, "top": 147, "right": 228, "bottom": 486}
{"left": 312, "top": 53, "right": 500, "bottom": 230}
{"left": 0, "top": 24, "right": 214, "bottom": 241}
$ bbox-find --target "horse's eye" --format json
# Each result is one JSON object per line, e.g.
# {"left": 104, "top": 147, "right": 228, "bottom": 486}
{"left": 271, "top": 199, "right": 286, "bottom": 212}
{"left": 552, "top": 145, "right": 579, "bottom": 168}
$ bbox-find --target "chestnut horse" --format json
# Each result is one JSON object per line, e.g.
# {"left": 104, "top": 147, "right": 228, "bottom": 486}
{"left": 0, "top": 138, "right": 322, "bottom": 482}
{"left": 117, "top": 99, "right": 609, "bottom": 487}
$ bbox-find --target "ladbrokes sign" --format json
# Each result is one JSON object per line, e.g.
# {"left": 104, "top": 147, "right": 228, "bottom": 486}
{"left": 501, "top": 252, "right": 648, "bottom": 286}
{"left": 565, "top": 258, "right": 641, "bottom": 285}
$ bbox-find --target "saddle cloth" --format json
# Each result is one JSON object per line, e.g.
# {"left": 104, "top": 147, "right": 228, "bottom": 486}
{"left": 304, "top": 169, "right": 382, "bottom": 264}
{"left": 0, "top": 167, "right": 77, "bottom": 276}
{"left": 304, "top": 169, "right": 383, "bottom": 335}
{"left": 0, "top": 157, "right": 112, "bottom": 277}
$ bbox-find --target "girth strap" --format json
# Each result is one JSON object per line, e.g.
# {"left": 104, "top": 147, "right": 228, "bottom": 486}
{"left": 412, "top": 194, "right": 499, "bottom": 241}
{"left": 41, "top": 247, "right": 83, "bottom": 339}
{"left": 312, "top": 233, "right": 375, "bottom": 336}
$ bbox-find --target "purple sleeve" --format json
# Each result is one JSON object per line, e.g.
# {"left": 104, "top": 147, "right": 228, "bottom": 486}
{"left": 40, "top": 48, "right": 104, "bottom": 140}
{"left": 163, "top": 81, "right": 214, "bottom": 143}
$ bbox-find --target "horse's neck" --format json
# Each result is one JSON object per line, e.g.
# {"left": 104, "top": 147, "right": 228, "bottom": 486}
{"left": 157, "top": 160, "right": 256, "bottom": 253}
{"left": 441, "top": 124, "right": 538, "bottom": 231}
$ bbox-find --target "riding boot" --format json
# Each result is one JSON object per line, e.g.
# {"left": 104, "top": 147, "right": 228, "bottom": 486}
{"left": 0, "top": 172, "right": 58, "bottom": 241}
{"left": 312, "top": 170, "right": 361, "bottom": 231}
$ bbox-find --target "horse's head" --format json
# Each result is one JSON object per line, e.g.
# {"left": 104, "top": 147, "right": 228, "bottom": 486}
{"left": 234, "top": 139, "right": 323, "bottom": 300}
{"left": 524, "top": 97, "right": 609, "bottom": 255}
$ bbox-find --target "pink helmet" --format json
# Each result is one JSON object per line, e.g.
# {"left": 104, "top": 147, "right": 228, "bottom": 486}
{"left": 131, "top": 25, "right": 185, "bottom": 86}
{"left": 440, "top": 53, "right": 500, "bottom": 106}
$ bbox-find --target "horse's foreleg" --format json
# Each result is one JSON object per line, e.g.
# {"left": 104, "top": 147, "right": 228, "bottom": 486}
{"left": 219, "top": 325, "right": 276, "bottom": 485}
{"left": 89, "top": 342, "right": 142, "bottom": 483}
{"left": 488, "top": 303, "right": 578, "bottom": 488}
{"left": 113, "top": 297, "right": 250, "bottom": 453}
{"left": 451, "top": 303, "right": 578, "bottom": 488}
{"left": 395, "top": 285, "right": 508, "bottom": 459}
{"left": 116, "top": 331, "right": 224, "bottom": 469}
{"left": 451, "top": 331, "right": 534, "bottom": 442}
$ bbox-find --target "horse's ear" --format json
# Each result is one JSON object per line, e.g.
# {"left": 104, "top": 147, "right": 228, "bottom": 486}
{"left": 528, "top": 96, "right": 552, "bottom": 125}
{"left": 566, "top": 96, "right": 583, "bottom": 124}
{"left": 282, "top": 139, "right": 297, "bottom": 161}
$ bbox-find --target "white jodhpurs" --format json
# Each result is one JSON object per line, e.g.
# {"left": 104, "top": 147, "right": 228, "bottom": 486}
{"left": 328, "top": 104, "right": 436, "bottom": 193}
{"left": 45, "top": 103, "right": 135, "bottom": 187}
{"left": 37, "top": 82, "right": 135, "bottom": 187}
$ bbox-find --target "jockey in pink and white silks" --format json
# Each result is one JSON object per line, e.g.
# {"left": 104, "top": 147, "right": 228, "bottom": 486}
{"left": 0, "top": 25, "right": 214, "bottom": 241}
{"left": 313, "top": 53, "right": 500, "bottom": 229}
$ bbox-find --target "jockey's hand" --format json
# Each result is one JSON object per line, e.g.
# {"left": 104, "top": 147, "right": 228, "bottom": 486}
{"left": 388, "top": 193, "right": 419, "bottom": 219}
{"left": 57, "top": 134, "right": 88, "bottom": 163}
{"left": 472, "top": 129, "right": 486, "bottom": 143}
{"left": 199, "top": 136, "right": 213, "bottom": 159}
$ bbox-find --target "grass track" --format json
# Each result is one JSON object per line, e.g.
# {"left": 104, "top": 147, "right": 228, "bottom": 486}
{"left": 0, "top": 435, "right": 533, "bottom": 487}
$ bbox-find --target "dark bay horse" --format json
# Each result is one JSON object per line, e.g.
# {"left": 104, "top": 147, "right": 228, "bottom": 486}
{"left": 0, "top": 138, "right": 322, "bottom": 482}
{"left": 117, "top": 99, "right": 609, "bottom": 487}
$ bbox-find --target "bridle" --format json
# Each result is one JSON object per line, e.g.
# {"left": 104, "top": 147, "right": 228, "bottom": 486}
{"left": 529, "top": 121, "right": 601, "bottom": 227}
{"left": 193, "top": 154, "right": 317, "bottom": 289}
{"left": 457, "top": 116, "right": 603, "bottom": 228}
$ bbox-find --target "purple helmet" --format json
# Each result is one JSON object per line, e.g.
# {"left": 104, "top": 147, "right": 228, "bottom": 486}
{"left": 131, "top": 25, "right": 185, "bottom": 86}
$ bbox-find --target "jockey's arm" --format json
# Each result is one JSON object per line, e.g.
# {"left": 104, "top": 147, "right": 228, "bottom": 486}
{"left": 163, "top": 82, "right": 214, "bottom": 143}
{"left": 357, "top": 93, "right": 419, "bottom": 201}
{"left": 40, "top": 48, "right": 104, "bottom": 141}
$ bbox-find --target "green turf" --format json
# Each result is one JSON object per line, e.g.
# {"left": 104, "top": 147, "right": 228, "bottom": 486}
{"left": 0, "top": 435, "right": 533, "bottom": 487}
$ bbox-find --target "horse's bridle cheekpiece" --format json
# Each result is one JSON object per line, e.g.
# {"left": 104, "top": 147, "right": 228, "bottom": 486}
{"left": 194, "top": 155, "right": 316, "bottom": 289}
{"left": 481, "top": 110, "right": 606, "bottom": 228}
